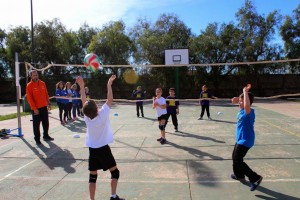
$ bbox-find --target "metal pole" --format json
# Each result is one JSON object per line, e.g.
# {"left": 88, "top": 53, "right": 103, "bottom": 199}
{"left": 175, "top": 67, "right": 180, "bottom": 98}
{"left": 30, "top": 0, "right": 34, "bottom": 64}
{"left": 15, "top": 52, "right": 23, "bottom": 137}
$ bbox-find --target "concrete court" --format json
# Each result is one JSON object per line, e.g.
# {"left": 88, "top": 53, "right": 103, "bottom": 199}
{"left": 0, "top": 100, "right": 299, "bottom": 200}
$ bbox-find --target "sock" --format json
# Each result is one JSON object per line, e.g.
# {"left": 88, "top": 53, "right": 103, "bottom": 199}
{"left": 111, "top": 194, "right": 117, "bottom": 198}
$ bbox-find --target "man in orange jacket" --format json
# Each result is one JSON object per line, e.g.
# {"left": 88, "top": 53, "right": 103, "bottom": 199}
{"left": 26, "top": 70, "right": 54, "bottom": 145}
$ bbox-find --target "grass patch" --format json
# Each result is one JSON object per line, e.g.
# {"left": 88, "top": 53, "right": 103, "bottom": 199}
{"left": 0, "top": 112, "right": 31, "bottom": 121}
{"left": 0, "top": 106, "right": 58, "bottom": 121}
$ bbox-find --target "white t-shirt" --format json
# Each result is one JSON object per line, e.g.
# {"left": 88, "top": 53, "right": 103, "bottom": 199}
{"left": 154, "top": 97, "right": 167, "bottom": 117}
{"left": 84, "top": 103, "right": 113, "bottom": 148}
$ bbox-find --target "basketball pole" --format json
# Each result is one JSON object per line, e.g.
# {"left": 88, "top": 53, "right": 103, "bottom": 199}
{"left": 175, "top": 67, "right": 180, "bottom": 98}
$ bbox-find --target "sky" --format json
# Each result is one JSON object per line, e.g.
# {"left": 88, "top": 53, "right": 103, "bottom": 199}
{"left": 0, "top": 0, "right": 299, "bottom": 38}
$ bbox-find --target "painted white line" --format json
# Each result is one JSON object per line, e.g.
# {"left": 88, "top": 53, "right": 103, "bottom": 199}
{"left": 0, "top": 158, "right": 37, "bottom": 182}
{"left": 3, "top": 176, "right": 300, "bottom": 184}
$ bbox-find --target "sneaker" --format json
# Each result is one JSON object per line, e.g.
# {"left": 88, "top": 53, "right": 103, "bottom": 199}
{"left": 61, "top": 121, "right": 65, "bottom": 125}
{"left": 208, "top": 117, "right": 212, "bottom": 120}
{"left": 198, "top": 117, "right": 203, "bottom": 120}
{"left": 175, "top": 128, "right": 178, "bottom": 132}
{"left": 43, "top": 136, "right": 54, "bottom": 141}
{"left": 231, "top": 173, "right": 246, "bottom": 183}
{"left": 160, "top": 138, "right": 167, "bottom": 145}
{"left": 156, "top": 137, "right": 162, "bottom": 141}
{"left": 250, "top": 176, "right": 263, "bottom": 191}
{"left": 110, "top": 195, "right": 125, "bottom": 200}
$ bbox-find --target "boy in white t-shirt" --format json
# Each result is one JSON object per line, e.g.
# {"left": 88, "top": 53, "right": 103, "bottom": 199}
{"left": 76, "top": 75, "right": 125, "bottom": 200}
{"left": 152, "top": 88, "right": 168, "bottom": 144}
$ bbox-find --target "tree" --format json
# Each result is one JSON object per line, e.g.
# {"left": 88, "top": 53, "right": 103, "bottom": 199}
{"left": 87, "top": 21, "right": 135, "bottom": 97}
{"left": 189, "top": 22, "right": 242, "bottom": 94}
{"left": 5, "top": 26, "right": 31, "bottom": 79}
{"left": 235, "top": 0, "right": 283, "bottom": 75}
{"left": 0, "top": 28, "right": 9, "bottom": 79}
{"left": 34, "top": 18, "right": 82, "bottom": 78}
{"left": 280, "top": 4, "right": 300, "bottom": 73}
{"left": 130, "top": 14, "right": 192, "bottom": 92}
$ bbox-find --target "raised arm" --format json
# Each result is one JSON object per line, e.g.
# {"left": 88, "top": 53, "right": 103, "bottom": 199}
{"left": 243, "top": 87, "right": 251, "bottom": 114}
{"left": 76, "top": 76, "right": 87, "bottom": 105}
{"left": 106, "top": 75, "right": 116, "bottom": 108}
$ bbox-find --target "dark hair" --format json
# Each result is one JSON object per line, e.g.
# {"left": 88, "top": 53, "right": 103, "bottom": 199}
{"left": 240, "top": 92, "right": 254, "bottom": 105}
{"left": 82, "top": 100, "right": 98, "bottom": 119}
{"left": 169, "top": 88, "right": 175, "bottom": 92}
{"left": 56, "top": 81, "right": 64, "bottom": 89}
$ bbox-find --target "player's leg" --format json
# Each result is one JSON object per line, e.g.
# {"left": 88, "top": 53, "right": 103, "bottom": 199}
{"left": 136, "top": 104, "right": 139, "bottom": 117}
{"left": 89, "top": 170, "right": 98, "bottom": 200}
{"left": 57, "top": 102, "right": 63, "bottom": 123}
{"left": 200, "top": 105, "right": 205, "bottom": 119}
{"left": 109, "top": 166, "right": 119, "bottom": 196}
{"left": 141, "top": 104, "right": 144, "bottom": 117}
{"left": 159, "top": 115, "right": 167, "bottom": 144}
{"left": 232, "top": 143, "right": 248, "bottom": 180}
{"left": 165, "top": 113, "right": 170, "bottom": 127}
{"left": 206, "top": 105, "right": 211, "bottom": 119}
{"left": 63, "top": 103, "right": 68, "bottom": 122}
{"left": 171, "top": 114, "right": 178, "bottom": 131}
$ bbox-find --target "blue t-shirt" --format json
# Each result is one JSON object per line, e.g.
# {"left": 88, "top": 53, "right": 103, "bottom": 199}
{"left": 200, "top": 91, "right": 212, "bottom": 106}
{"left": 55, "top": 89, "right": 68, "bottom": 104}
{"left": 236, "top": 108, "right": 255, "bottom": 148}
{"left": 72, "top": 90, "right": 80, "bottom": 104}
{"left": 132, "top": 90, "right": 145, "bottom": 105}
{"left": 166, "top": 96, "right": 179, "bottom": 114}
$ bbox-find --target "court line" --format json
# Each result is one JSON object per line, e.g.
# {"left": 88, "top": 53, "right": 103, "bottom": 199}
{"left": 0, "top": 146, "right": 60, "bottom": 182}
{"left": 259, "top": 119, "right": 300, "bottom": 138}
{"left": 3, "top": 176, "right": 300, "bottom": 184}
{"left": 0, "top": 158, "right": 38, "bottom": 182}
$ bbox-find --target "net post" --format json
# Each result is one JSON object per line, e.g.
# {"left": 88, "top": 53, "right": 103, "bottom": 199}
{"left": 15, "top": 52, "right": 23, "bottom": 137}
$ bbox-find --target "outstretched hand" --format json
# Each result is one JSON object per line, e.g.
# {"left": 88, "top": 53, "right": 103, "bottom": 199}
{"left": 76, "top": 76, "right": 84, "bottom": 88}
{"left": 243, "top": 83, "right": 251, "bottom": 93}
{"left": 108, "top": 74, "right": 116, "bottom": 85}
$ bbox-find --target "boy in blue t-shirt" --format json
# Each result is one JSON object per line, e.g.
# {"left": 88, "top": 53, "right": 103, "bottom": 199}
{"left": 230, "top": 85, "right": 263, "bottom": 191}
{"left": 198, "top": 85, "right": 216, "bottom": 120}
{"left": 132, "top": 86, "right": 146, "bottom": 117}
{"left": 165, "top": 88, "right": 179, "bottom": 132}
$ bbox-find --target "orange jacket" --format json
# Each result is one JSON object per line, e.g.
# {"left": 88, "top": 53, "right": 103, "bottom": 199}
{"left": 26, "top": 80, "right": 50, "bottom": 111}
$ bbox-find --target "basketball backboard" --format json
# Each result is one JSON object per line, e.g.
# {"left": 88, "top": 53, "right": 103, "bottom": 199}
{"left": 165, "top": 49, "right": 189, "bottom": 65}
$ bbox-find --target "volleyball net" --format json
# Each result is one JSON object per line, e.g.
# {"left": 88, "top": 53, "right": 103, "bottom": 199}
{"left": 22, "top": 58, "right": 300, "bottom": 105}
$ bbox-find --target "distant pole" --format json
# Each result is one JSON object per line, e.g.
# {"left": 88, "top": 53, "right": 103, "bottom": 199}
{"left": 30, "top": 0, "right": 34, "bottom": 64}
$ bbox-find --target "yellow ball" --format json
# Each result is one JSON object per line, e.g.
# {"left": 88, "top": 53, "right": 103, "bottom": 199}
{"left": 123, "top": 69, "right": 139, "bottom": 84}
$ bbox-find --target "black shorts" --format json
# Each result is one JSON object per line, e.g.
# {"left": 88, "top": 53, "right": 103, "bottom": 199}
{"left": 88, "top": 145, "right": 116, "bottom": 171}
{"left": 157, "top": 114, "right": 167, "bottom": 121}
